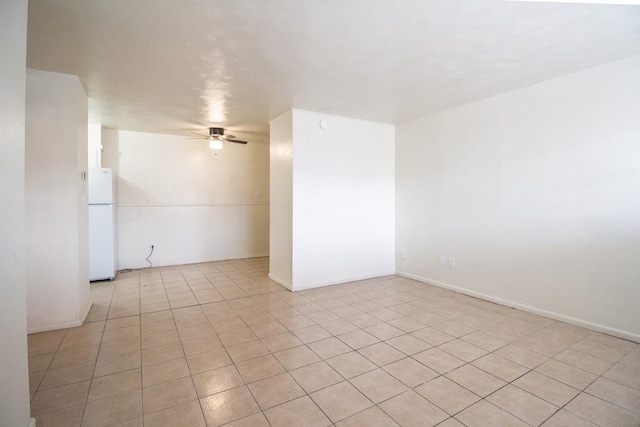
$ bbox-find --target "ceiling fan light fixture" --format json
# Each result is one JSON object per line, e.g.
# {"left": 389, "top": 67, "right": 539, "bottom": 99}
{"left": 189, "top": 127, "right": 247, "bottom": 147}
{"left": 209, "top": 138, "right": 223, "bottom": 150}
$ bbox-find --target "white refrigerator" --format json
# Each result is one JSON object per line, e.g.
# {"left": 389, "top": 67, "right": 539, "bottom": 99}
{"left": 89, "top": 168, "right": 116, "bottom": 281}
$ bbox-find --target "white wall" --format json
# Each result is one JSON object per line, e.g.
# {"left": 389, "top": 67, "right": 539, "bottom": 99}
{"left": 270, "top": 109, "right": 395, "bottom": 291}
{"left": 102, "top": 130, "right": 270, "bottom": 268}
{"left": 0, "top": 0, "right": 33, "bottom": 425}
{"left": 269, "top": 111, "right": 294, "bottom": 288}
{"left": 26, "top": 69, "right": 91, "bottom": 333}
{"left": 396, "top": 54, "right": 640, "bottom": 341}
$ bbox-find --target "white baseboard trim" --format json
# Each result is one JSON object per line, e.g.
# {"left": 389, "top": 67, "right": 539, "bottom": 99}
{"left": 268, "top": 273, "right": 292, "bottom": 291}
{"left": 292, "top": 271, "right": 397, "bottom": 292}
{"left": 27, "top": 417, "right": 36, "bottom": 427}
{"left": 119, "top": 253, "right": 270, "bottom": 271}
{"left": 79, "top": 297, "right": 94, "bottom": 325}
{"left": 397, "top": 271, "right": 639, "bottom": 343}
{"left": 27, "top": 297, "right": 94, "bottom": 334}
{"left": 268, "top": 271, "right": 397, "bottom": 292}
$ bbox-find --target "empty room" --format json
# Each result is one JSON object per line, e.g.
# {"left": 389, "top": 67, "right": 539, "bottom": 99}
{"left": 1, "top": 0, "right": 640, "bottom": 426}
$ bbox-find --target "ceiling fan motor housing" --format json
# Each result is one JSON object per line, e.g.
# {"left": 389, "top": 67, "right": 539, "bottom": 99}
{"left": 209, "top": 127, "right": 224, "bottom": 136}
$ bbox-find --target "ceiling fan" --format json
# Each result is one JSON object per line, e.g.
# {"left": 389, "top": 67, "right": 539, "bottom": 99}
{"left": 188, "top": 127, "right": 248, "bottom": 150}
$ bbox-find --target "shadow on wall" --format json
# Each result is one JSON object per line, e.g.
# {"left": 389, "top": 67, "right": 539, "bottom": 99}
{"left": 101, "top": 128, "right": 120, "bottom": 175}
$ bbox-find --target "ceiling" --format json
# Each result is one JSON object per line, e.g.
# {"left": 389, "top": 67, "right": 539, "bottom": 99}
{"left": 26, "top": 0, "right": 640, "bottom": 144}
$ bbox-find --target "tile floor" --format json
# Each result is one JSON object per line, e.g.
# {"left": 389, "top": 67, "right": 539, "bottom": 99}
{"left": 28, "top": 257, "right": 640, "bottom": 426}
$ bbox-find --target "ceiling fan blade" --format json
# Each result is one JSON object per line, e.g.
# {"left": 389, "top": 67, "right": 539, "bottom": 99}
{"left": 186, "top": 137, "right": 208, "bottom": 139}
{"left": 227, "top": 139, "right": 248, "bottom": 144}
{"left": 190, "top": 132, "right": 209, "bottom": 138}
{"left": 224, "top": 134, "right": 237, "bottom": 139}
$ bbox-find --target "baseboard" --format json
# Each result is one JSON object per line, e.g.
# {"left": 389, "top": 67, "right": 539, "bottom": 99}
{"left": 27, "top": 297, "right": 94, "bottom": 334}
{"left": 268, "top": 273, "right": 292, "bottom": 291}
{"left": 27, "top": 417, "right": 36, "bottom": 427}
{"left": 79, "top": 297, "right": 94, "bottom": 325}
{"left": 119, "top": 252, "right": 270, "bottom": 271}
{"left": 397, "top": 271, "right": 640, "bottom": 343}
{"left": 292, "top": 271, "right": 397, "bottom": 292}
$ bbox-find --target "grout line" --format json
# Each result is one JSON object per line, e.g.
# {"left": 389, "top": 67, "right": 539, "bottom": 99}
{"left": 29, "top": 258, "right": 639, "bottom": 426}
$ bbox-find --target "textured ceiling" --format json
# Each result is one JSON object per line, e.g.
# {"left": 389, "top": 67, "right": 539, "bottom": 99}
{"left": 26, "top": 0, "right": 640, "bottom": 143}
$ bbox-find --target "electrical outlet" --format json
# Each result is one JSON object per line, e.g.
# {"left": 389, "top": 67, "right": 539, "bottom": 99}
{"left": 439, "top": 255, "right": 446, "bottom": 266}
{"left": 400, "top": 250, "right": 407, "bottom": 260}
{"left": 448, "top": 257, "right": 455, "bottom": 268}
